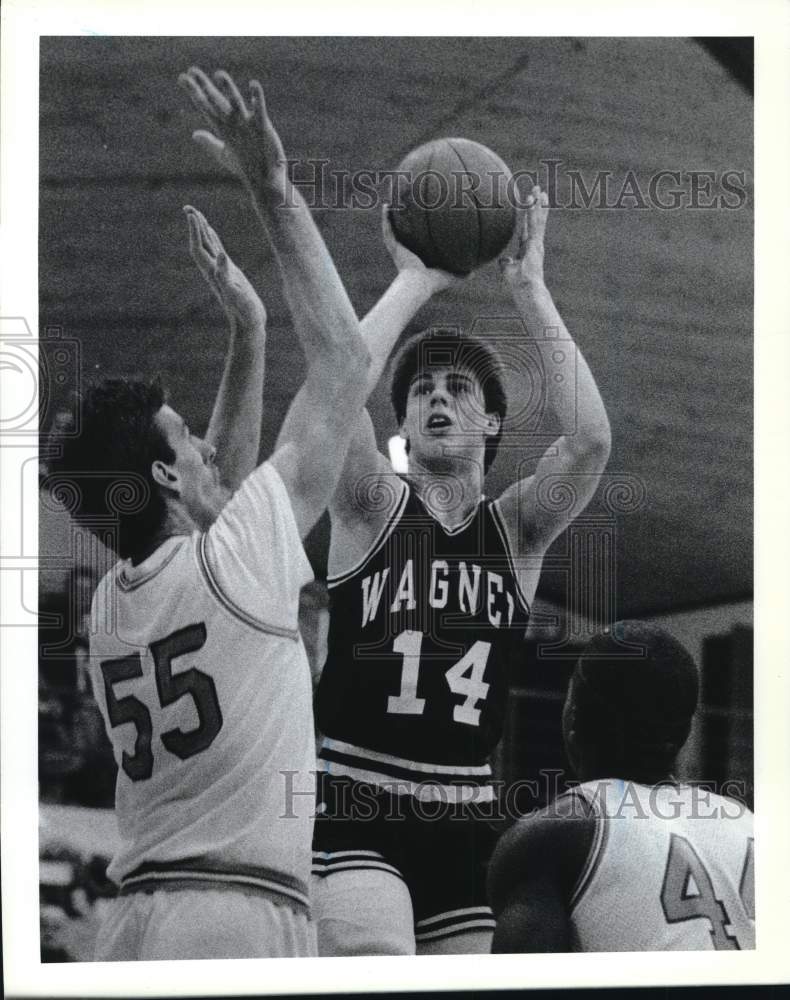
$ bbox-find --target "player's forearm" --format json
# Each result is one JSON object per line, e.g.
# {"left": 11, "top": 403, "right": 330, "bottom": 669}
{"left": 510, "top": 279, "right": 611, "bottom": 456}
{"left": 249, "top": 178, "right": 363, "bottom": 369}
{"left": 206, "top": 311, "right": 267, "bottom": 491}
{"left": 359, "top": 269, "right": 434, "bottom": 394}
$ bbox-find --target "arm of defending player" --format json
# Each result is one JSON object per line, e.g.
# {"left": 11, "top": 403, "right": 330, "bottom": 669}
{"left": 184, "top": 206, "right": 267, "bottom": 493}
{"left": 180, "top": 66, "right": 369, "bottom": 537}
{"left": 488, "top": 814, "right": 573, "bottom": 953}
{"left": 496, "top": 186, "right": 611, "bottom": 554}
{"left": 330, "top": 207, "right": 462, "bottom": 526}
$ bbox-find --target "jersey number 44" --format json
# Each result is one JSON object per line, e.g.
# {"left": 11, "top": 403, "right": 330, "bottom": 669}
{"left": 661, "top": 833, "right": 754, "bottom": 949}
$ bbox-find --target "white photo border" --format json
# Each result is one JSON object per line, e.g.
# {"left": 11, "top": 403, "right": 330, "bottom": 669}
{"left": 2, "top": 0, "right": 788, "bottom": 994}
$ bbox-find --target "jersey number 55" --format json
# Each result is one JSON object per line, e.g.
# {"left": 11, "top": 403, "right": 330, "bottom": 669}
{"left": 99, "top": 622, "right": 223, "bottom": 782}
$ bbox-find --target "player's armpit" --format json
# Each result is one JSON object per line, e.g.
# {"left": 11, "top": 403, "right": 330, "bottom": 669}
{"left": 326, "top": 414, "right": 405, "bottom": 580}
{"left": 497, "top": 429, "right": 611, "bottom": 555}
{"left": 329, "top": 410, "right": 399, "bottom": 526}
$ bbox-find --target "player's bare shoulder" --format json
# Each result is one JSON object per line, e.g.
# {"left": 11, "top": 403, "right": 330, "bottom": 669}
{"left": 488, "top": 790, "right": 597, "bottom": 911}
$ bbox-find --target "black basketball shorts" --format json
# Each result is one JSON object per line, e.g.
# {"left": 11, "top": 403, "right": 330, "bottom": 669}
{"left": 312, "top": 773, "right": 500, "bottom": 944}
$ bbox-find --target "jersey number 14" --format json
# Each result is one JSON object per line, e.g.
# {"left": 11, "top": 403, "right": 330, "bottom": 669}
{"left": 387, "top": 629, "right": 491, "bottom": 726}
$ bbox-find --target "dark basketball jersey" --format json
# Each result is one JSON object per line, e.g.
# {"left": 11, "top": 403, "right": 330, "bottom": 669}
{"left": 316, "top": 478, "right": 530, "bottom": 801}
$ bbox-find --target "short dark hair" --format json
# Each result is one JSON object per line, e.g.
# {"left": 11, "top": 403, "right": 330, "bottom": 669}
{"left": 46, "top": 378, "right": 174, "bottom": 560}
{"left": 389, "top": 328, "right": 507, "bottom": 474}
{"left": 570, "top": 621, "right": 699, "bottom": 783}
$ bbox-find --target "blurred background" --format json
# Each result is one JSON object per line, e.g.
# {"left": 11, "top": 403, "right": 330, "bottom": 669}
{"left": 37, "top": 36, "right": 752, "bottom": 959}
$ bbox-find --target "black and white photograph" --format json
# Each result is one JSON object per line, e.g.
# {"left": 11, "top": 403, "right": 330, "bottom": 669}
{"left": 1, "top": 1, "right": 788, "bottom": 995}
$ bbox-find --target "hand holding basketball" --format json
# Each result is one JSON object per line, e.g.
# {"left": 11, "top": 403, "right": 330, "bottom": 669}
{"left": 381, "top": 204, "right": 461, "bottom": 295}
{"left": 388, "top": 137, "right": 517, "bottom": 275}
{"left": 500, "top": 185, "right": 550, "bottom": 290}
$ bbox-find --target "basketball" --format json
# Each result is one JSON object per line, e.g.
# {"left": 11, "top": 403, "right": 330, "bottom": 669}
{"left": 389, "top": 138, "right": 517, "bottom": 275}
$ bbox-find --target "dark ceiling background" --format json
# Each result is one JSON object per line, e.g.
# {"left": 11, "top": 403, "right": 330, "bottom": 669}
{"left": 39, "top": 36, "right": 753, "bottom": 617}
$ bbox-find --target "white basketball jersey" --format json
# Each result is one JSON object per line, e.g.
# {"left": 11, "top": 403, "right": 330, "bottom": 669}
{"left": 88, "top": 462, "right": 315, "bottom": 910}
{"left": 570, "top": 780, "right": 754, "bottom": 951}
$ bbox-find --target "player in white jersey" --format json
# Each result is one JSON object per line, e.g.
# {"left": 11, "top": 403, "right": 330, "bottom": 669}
{"left": 51, "top": 66, "right": 371, "bottom": 960}
{"left": 488, "top": 621, "right": 754, "bottom": 951}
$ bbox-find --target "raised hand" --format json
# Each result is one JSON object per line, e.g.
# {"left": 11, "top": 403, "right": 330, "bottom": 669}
{"left": 381, "top": 203, "right": 462, "bottom": 295}
{"left": 184, "top": 205, "right": 266, "bottom": 329}
{"left": 499, "top": 185, "right": 549, "bottom": 289}
{"left": 178, "top": 67, "right": 287, "bottom": 196}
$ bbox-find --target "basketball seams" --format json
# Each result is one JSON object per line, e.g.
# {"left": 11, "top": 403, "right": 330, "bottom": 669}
{"left": 446, "top": 139, "right": 482, "bottom": 272}
{"left": 422, "top": 141, "right": 443, "bottom": 272}
{"left": 391, "top": 137, "right": 514, "bottom": 274}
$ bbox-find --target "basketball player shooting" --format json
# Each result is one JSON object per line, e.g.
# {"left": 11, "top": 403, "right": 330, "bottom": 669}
{"left": 312, "top": 187, "right": 613, "bottom": 954}
{"left": 51, "top": 67, "right": 371, "bottom": 960}
{"left": 488, "top": 621, "right": 755, "bottom": 952}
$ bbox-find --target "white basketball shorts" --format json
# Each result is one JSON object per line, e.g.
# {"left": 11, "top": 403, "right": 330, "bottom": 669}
{"left": 93, "top": 887, "right": 316, "bottom": 961}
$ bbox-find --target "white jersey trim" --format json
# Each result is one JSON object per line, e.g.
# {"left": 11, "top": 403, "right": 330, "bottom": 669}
{"left": 569, "top": 788, "right": 608, "bottom": 913}
{"left": 417, "top": 906, "right": 490, "bottom": 928}
{"left": 328, "top": 479, "right": 410, "bottom": 588}
{"left": 195, "top": 532, "right": 299, "bottom": 640}
{"left": 311, "top": 850, "right": 404, "bottom": 881}
{"left": 415, "top": 906, "right": 496, "bottom": 941}
{"left": 416, "top": 919, "right": 495, "bottom": 942}
{"left": 116, "top": 539, "right": 183, "bottom": 591}
{"left": 319, "top": 737, "right": 493, "bottom": 777}
{"left": 425, "top": 496, "right": 482, "bottom": 536}
{"left": 120, "top": 868, "right": 310, "bottom": 910}
{"left": 318, "top": 759, "right": 495, "bottom": 804}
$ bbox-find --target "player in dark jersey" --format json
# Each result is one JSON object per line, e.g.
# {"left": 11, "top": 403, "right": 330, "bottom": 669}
{"left": 313, "top": 187, "right": 612, "bottom": 954}
{"left": 488, "top": 622, "right": 755, "bottom": 952}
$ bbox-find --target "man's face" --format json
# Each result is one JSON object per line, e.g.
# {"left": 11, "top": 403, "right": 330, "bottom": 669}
{"left": 153, "top": 405, "right": 225, "bottom": 528}
{"left": 400, "top": 365, "right": 498, "bottom": 470}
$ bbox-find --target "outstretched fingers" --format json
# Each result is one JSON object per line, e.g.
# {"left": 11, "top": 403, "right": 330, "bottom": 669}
{"left": 189, "top": 66, "right": 233, "bottom": 116}
{"left": 184, "top": 205, "right": 200, "bottom": 257}
{"left": 190, "top": 130, "right": 238, "bottom": 175}
{"left": 248, "top": 79, "right": 268, "bottom": 130}
{"left": 205, "top": 223, "right": 228, "bottom": 272}
{"left": 213, "top": 70, "right": 248, "bottom": 118}
{"left": 249, "top": 79, "right": 286, "bottom": 162}
{"left": 178, "top": 66, "right": 232, "bottom": 123}
{"left": 184, "top": 206, "right": 229, "bottom": 289}
{"left": 180, "top": 67, "right": 287, "bottom": 191}
{"left": 184, "top": 206, "right": 214, "bottom": 271}
{"left": 202, "top": 223, "right": 228, "bottom": 275}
